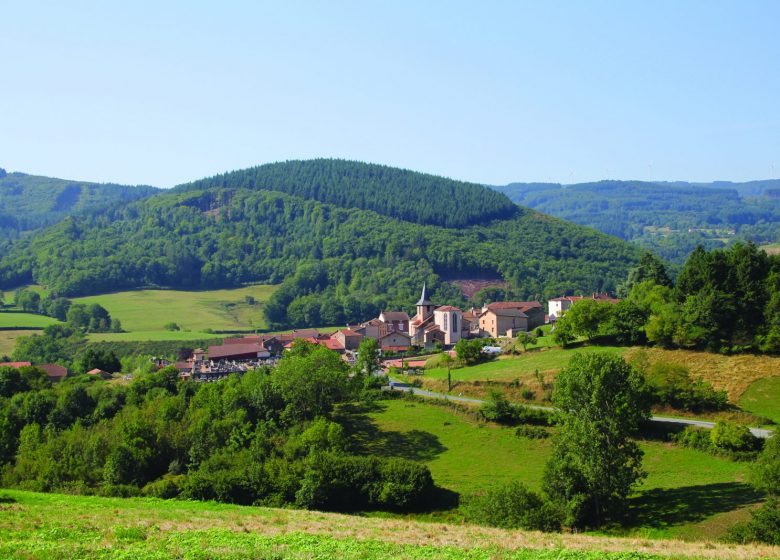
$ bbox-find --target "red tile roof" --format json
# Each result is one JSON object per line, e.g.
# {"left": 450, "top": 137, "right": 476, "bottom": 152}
{"left": 87, "top": 368, "right": 109, "bottom": 375}
{"left": 435, "top": 305, "right": 462, "bottom": 312}
{"left": 38, "top": 364, "right": 68, "bottom": 379}
{"left": 208, "top": 343, "right": 267, "bottom": 360}
{"left": 319, "top": 338, "right": 345, "bottom": 352}
{"left": 380, "top": 311, "right": 410, "bottom": 322}
{"left": 0, "top": 362, "right": 32, "bottom": 369}
{"left": 486, "top": 301, "right": 542, "bottom": 310}
{"left": 333, "top": 329, "right": 363, "bottom": 338}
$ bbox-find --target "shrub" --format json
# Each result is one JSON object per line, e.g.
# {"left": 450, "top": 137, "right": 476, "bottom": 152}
{"left": 142, "top": 476, "right": 183, "bottom": 499}
{"left": 515, "top": 425, "right": 549, "bottom": 439}
{"left": 479, "top": 391, "right": 516, "bottom": 424}
{"left": 163, "top": 322, "right": 180, "bottom": 332}
{"left": 521, "top": 389, "right": 535, "bottom": 400}
{"left": 710, "top": 421, "right": 761, "bottom": 453}
{"left": 464, "top": 481, "right": 562, "bottom": 531}
{"left": 725, "top": 498, "right": 780, "bottom": 545}
{"left": 645, "top": 361, "right": 727, "bottom": 412}
{"left": 295, "top": 453, "right": 434, "bottom": 512}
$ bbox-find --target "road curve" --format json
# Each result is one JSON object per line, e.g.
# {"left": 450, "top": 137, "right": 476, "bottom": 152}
{"left": 388, "top": 382, "right": 774, "bottom": 439}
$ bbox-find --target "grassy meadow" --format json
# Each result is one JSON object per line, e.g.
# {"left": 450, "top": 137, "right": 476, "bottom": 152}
{"left": 0, "top": 312, "right": 61, "bottom": 329}
{"left": 0, "top": 489, "right": 776, "bottom": 560}
{"left": 740, "top": 376, "right": 780, "bottom": 425}
{"left": 0, "top": 330, "right": 38, "bottom": 357}
{"left": 360, "top": 399, "right": 761, "bottom": 542}
{"left": 73, "top": 285, "right": 278, "bottom": 333}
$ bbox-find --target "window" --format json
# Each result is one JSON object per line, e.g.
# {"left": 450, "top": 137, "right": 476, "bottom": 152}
{"left": 452, "top": 313, "right": 458, "bottom": 333}
{"left": 443, "top": 313, "right": 448, "bottom": 331}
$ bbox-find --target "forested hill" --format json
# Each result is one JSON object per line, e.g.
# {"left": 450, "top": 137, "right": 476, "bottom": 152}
{"left": 173, "top": 159, "right": 518, "bottom": 228}
{"left": 0, "top": 169, "right": 159, "bottom": 241}
{"left": 0, "top": 160, "right": 642, "bottom": 328}
{"left": 493, "top": 179, "right": 780, "bottom": 263}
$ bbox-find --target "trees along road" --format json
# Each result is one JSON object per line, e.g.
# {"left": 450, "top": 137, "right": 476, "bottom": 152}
{"left": 387, "top": 381, "right": 774, "bottom": 439}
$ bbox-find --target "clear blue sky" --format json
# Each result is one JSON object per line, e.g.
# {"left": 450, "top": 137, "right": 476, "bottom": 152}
{"left": 2, "top": 1, "right": 779, "bottom": 187}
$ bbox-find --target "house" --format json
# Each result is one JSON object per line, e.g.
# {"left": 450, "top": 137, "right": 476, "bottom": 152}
{"left": 87, "top": 368, "right": 112, "bottom": 379}
{"left": 351, "top": 318, "right": 382, "bottom": 339}
{"left": 221, "top": 336, "right": 282, "bottom": 355}
{"left": 378, "top": 311, "right": 410, "bottom": 335}
{"left": 478, "top": 301, "right": 544, "bottom": 337}
{"left": 548, "top": 293, "right": 620, "bottom": 321}
{"left": 379, "top": 330, "right": 412, "bottom": 351}
{"left": 38, "top": 363, "right": 68, "bottom": 383}
{"left": 208, "top": 342, "right": 270, "bottom": 361}
{"left": 332, "top": 328, "right": 363, "bottom": 351}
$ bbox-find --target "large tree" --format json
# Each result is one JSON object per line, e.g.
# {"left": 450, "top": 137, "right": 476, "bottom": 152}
{"left": 543, "top": 352, "right": 650, "bottom": 528}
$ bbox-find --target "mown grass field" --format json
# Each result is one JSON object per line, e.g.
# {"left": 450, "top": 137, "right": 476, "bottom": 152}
{"left": 740, "top": 376, "right": 780, "bottom": 424}
{"left": 0, "top": 312, "right": 61, "bottom": 329}
{"left": 73, "top": 285, "right": 278, "bottom": 332}
{"left": 0, "top": 330, "right": 37, "bottom": 356}
{"left": 362, "top": 399, "right": 760, "bottom": 542}
{"left": 0, "top": 489, "right": 776, "bottom": 560}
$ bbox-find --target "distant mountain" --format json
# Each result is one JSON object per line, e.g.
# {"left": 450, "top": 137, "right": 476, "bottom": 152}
{"left": 0, "top": 160, "right": 641, "bottom": 328}
{"left": 0, "top": 168, "right": 159, "bottom": 241}
{"left": 493, "top": 179, "right": 780, "bottom": 264}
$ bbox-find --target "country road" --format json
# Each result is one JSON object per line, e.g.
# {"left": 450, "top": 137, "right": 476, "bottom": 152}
{"left": 388, "top": 382, "right": 775, "bottom": 439}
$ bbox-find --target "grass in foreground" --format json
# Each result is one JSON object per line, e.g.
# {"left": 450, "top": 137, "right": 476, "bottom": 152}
{"left": 739, "top": 376, "right": 780, "bottom": 425}
{"left": 0, "top": 489, "right": 776, "bottom": 559}
{"left": 363, "top": 399, "right": 758, "bottom": 541}
{"left": 73, "top": 285, "right": 278, "bottom": 332}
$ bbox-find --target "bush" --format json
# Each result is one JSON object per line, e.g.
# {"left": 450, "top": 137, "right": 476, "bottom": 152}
{"left": 479, "top": 391, "right": 516, "bottom": 424}
{"left": 710, "top": 421, "right": 761, "bottom": 453}
{"left": 163, "top": 322, "right": 181, "bottom": 332}
{"left": 725, "top": 498, "right": 780, "bottom": 545}
{"left": 645, "top": 362, "right": 727, "bottom": 412}
{"left": 521, "top": 389, "right": 535, "bottom": 400}
{"left": 295, "top": 453, "right": 434, "bottom": 512}
{"left": 464, "top": 481, "right": 562, "bottom": 531}
{"left": 142, "top": 476, "right": 183, "bottom": 499}
{"left": 515, "top": 425, "right": 549, "bottom": 439}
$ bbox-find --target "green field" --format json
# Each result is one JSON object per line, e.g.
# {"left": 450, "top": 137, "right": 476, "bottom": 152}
{"left": 73, "top": 285, "right": 278, "bottom": 332}
{"left": 0, "top": 489, "right": 773, "bottom": 560}
{"left": 740, "top": 376, "right": 780, "bottom": 424}
{"left": 0, "top": 312, "right": 61, "bottom": 329}
{"left": 425, "top": 345, "right": 628, "bottom": 382}
{"left": 363, "top": 399, "right": 758, "bottom": 541}
{"left": 87, "top": 330, "right": 227, "bottom": 342}
{"left": 0, "top": 330, "right": 37, "bottom": 356}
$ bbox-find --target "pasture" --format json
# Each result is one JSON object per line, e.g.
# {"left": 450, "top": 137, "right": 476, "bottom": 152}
{"left": 0, "top": 312, "right": 61, "bottom": 329}
{"left": 73, "top": 285, "right": 278, "bottom": 332}
{"left": 740, "top": 376, "right": 780, "bottom": 425}
{"left": 362, "top": 398, "right": 759, "bottom": 542}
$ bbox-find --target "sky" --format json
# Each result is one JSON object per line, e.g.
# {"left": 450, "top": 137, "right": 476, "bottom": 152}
{"left": 2, "top": 1, "right": 779, "bottom": 187}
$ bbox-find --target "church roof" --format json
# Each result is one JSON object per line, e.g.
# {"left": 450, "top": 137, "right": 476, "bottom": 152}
{"left": 416, "top": 282, "right": 433, "bottom": 306}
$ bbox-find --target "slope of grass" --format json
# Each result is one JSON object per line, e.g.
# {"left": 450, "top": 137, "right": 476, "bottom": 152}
{"left": 0, "top": 489, "right": 776, "bottom": 559}
{"left": 73, "top": 285, "right": 278, "bottom": 332}
{"left": 739, "top": 376, "right": 780, "bottom": 424}
{"left": 0, "top": 330, "right": 37, "bottom": 356}
{"left": 362, "top": 399, "right": 758, "bottom": 542}
{"left": 0, "top": 312, "right": 61, "bottom": 329}
{"left": 424, "top": 346, "right": 627, "bottom": 382}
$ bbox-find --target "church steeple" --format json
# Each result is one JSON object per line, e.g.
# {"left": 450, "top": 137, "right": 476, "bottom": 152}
{"left": 416, "top": 282, "right": 435, "bottom": 320}
{"left": 416, "top": 282, "right": 432, "bottom": 306}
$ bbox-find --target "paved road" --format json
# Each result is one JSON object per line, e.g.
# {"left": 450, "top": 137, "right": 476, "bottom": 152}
{"left": 388, "top": 382, "right": 774, "bottom": 439}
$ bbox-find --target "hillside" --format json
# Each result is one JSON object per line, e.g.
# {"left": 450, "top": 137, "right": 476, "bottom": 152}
{"left": 0, "top": 161, "right": 641, "bottom": 328}
{"left": 1, "top": 489, "right": 776, "bottom": 559}
{"left": 174, "top": 159, "right": 519, "bottom": 228}
{"left": 0, "top": 169, "right": 159, "bottom": 241}
{"left": 493, "top": 180, "right": 780, "bottom": 263}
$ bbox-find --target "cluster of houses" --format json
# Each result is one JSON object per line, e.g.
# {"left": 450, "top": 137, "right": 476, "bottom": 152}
{"left": 194, "top": 284, "right": 619, "bottom": 374}
{"left": 2, "top": 284, "right": 619, "bottom": 382}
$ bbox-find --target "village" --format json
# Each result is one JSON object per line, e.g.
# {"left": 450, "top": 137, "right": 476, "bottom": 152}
{"left": 147, "top": 284, "right": 620, "bottom": 382}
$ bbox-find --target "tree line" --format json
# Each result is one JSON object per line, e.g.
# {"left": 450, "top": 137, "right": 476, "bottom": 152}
{"left": 554, "top": 243, "right": 780, "bottom": 354}
{"left": 12, "top": 288, "right": 121, "bottom": 333}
